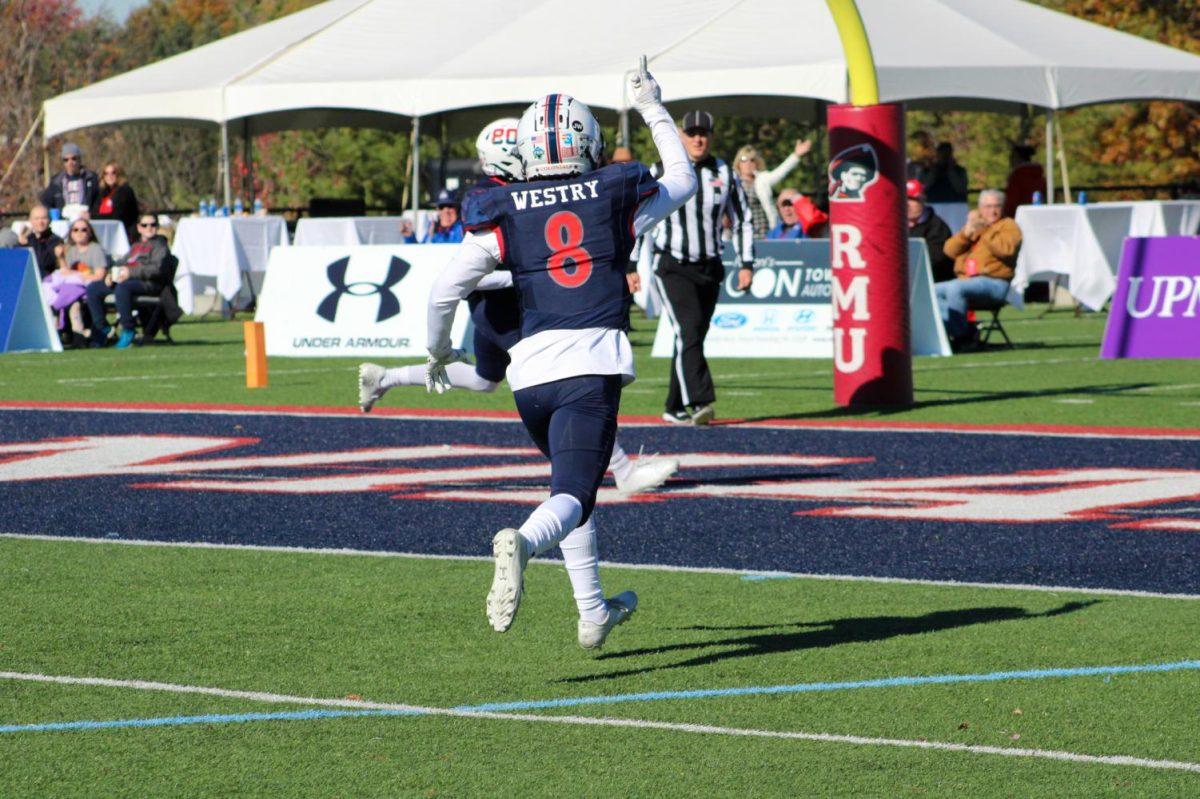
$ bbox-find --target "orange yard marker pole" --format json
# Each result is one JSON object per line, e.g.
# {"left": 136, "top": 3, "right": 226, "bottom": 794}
{"left": 244, "top": 321, "right": 268, "bottom": 388}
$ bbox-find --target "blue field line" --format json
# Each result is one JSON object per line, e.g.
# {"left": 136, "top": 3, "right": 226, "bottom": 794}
{"left": 3, "top": 659, "right": 1198, "bottom": 735}
{"left": 455, "top": 659, "right": 1200, "bottom": 713}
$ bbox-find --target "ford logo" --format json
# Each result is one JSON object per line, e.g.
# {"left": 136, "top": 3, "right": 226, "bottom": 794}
{"left": 713, "top": 312, "right": 747, "bottom": 329}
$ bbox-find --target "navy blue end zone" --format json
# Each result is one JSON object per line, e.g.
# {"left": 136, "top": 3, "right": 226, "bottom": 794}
{"left": 2, "top": 406, "right": 1198, "bottom": 594}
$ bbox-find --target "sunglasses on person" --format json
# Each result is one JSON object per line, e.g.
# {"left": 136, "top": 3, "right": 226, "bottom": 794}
{"left": 63, "top": 156, "right": 80, "bottom": 163}
{"left": 138, "top": 221, "right": 158, "bottom": 229}
{"left": 71, "top": 226, "right": 89, "bottom": 233}
{"left": 103, "top": 169, "right": 117, "bottom": 176}
{"left": 779, "top": 199, "right": 794, "bottom": 208}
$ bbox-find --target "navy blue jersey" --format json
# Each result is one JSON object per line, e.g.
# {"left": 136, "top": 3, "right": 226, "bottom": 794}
{"left": 464, "top": 162, "right": 658, "bottom": 338}
{"left": 463, "top": 175, "right": 520, "bottom": 336}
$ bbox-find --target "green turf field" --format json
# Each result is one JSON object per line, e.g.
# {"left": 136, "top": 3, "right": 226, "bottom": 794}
{"left": 1, "top": 305, "right": 1198, "bottom": 428}
{"left": 2, "top": 537, "right": 1198, "bottom": 797}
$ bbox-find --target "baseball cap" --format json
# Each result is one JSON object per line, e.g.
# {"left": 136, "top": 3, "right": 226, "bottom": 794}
{"left": 680, "top": 110, "right": 714, "bottom": 133}
{"left": 905, "top": 179, "right": 925, "bottom": 200}
{"left": 61, "top": 142, "right": 82, "bottom": 159}
{"left": 434, "top": 188, "right": 459, "bottom": 208}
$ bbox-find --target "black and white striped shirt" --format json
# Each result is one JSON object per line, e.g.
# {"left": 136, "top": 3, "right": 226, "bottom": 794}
{"left": 650, "top": 156, "right": 754, "bottom": 267}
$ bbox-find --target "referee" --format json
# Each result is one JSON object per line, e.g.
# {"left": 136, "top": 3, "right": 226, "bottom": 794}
{"left": 646, "top": 110, "right": 754, "bottom": 425}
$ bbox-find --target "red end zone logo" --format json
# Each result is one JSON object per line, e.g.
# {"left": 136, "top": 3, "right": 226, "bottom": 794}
{"left": 2, "top": 436, "right": 1199, "bottom": 532}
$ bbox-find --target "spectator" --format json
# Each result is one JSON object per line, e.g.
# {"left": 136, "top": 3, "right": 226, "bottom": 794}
{"left": 47, "top": 219, "right": 110, "bottom": 345}
{"left": 85, "top": 213, "right": 172, "bottom": 349}
{"left": 1003, "top": 143, "right": 1047, "bottom": 218}
{"left": 906, "top": 180, "right": 954, "bottom": 282}
{"left": 401, "top": 189, "right": 464, "bottom": 244}
{"left": 610, "top": 146, "right": 635, "bottom": 164}
{"left": 41, "top": 143, "right": 100, "bottom": 214}
{"left": 14, "top": 205, "right": 63, "bottom": 277}
{"left": 924, "top": 142, "right": 969, "bottom": 202}
{"left": 766, "top": 188, "right": 805, "bottom": 239}
{"left": 937, "top": 189, "right": 1022, "bottom": 350}
{"left": 906, "top": 131, "right": 935, "bottom": 184}
{"left": 90, "top": 161, "right": 140, "bottom": 241}
{"left": 733, "top": 139, "right": 812, "bottom": 236}
{"left": 650, "top": 109, "right": 753, "bottom": 426}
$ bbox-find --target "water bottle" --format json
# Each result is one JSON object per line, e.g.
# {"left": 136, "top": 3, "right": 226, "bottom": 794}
{"left": 218, "top": 204, "right": 230, "bottom": 217}
{"left": 1031, "top": 191, "right": 1043, "bottom": 205}
{"left": 233, "top": 197, "right": 244, "bottom": 215}
{"left": 208, "top": 197, "right": 218, "bottom": 217}
{"left": 1077, "top": 190, "right": 1087, "bottom": 205}
{"left": 198, "top": 199, "right": 207, "bottom": 217}
{"left": 253, "top": 198, "right": 264, "bottom": 216}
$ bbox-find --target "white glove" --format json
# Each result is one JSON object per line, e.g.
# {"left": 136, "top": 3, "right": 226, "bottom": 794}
{"left": 627, "top": 54, "right": 662, "bottom": 116}
{"left": 424, "top": 348, "right": 469, "bottom": 394}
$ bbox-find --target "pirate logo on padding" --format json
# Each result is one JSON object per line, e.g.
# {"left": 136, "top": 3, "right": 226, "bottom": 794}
{"left": 828, "top": 144, "right": 880, "bottom": 202}
{"left": 316, "top": 256, "right": 410, "bottom": 323}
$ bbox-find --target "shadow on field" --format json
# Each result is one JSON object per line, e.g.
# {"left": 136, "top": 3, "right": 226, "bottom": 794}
{"left": 724, "top": 383, "right": 1152, "bottom": 424}
{"left": 558, "top": 601, "right": 1099, "bottom": 684}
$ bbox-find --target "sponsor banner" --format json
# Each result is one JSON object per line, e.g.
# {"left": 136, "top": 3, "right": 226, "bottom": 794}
{"left": 0, "top": 248, "right": 61, "bottom": 353}
{"left": 652, "top": 239, "right": 948, "bottom": 359}
{"left": 1101, "top": 236, "right": 1200, "bottom": 359}
{"left": 255, "top": 245, "right": 468, "bottom": 357}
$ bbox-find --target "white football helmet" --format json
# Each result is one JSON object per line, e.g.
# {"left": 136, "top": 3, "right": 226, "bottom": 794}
{"left": 516, "top": 93, "right": 603, "bottom": 180}
{"left": 475, "top": 117, "right": 523, "bottom": 181}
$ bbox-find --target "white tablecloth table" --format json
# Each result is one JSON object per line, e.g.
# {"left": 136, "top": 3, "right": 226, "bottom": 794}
{"left": 294, "top": 216, "right": 409, "bottom": 246}
{"left": 1011, "top": 200, "right": 1200, "bottom": 311}
{"left": 172, "top": 216, "right": 290, "bottom": 313}
{"left": 10, "top": 218, "right": 130, "bottom": 259}
{"left": 929, "top": 202, "right": 968, "bottom": 233}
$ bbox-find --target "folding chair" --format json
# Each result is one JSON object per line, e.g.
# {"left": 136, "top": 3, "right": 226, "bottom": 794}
{"left": 968, "top": 296, "right": 1013, "bottom": 348}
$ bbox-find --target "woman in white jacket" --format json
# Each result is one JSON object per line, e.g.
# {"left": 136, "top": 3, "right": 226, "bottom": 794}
{"left": 734, "top": 139, "right": 813, "bottom": 236}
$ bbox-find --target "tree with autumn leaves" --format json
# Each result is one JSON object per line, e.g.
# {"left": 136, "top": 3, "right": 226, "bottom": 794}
{"left": 1, "top": 0, "right": 1196, "bottom": 216}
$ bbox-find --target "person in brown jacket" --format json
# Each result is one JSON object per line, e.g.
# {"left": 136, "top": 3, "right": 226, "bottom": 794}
{"left": 936, "top": 189, "right": 1021, "bottom": 348}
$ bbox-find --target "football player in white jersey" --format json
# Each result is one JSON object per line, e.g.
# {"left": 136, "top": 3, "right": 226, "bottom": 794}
{"left": 359, "top": 118, "right": 678, "bottom": 498}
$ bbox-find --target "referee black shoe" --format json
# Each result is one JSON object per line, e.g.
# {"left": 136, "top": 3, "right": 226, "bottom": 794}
{"left": 662, "top": 410, "right": 693, "bottom": 425}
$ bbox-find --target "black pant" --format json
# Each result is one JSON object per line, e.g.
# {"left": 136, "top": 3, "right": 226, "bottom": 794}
{"left": 655, "top": 257, "right": 722, "bottom": 413}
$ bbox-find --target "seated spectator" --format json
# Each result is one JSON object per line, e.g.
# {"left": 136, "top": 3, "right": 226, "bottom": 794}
{"left": 403, "top": 189, "right": 464, "bottom": 244}
{"left": 41, "top": 143, "right": 100, "bottom": 215}
{"left": 44, "top": 219, "right": 110, "bottom": 347}
{"left": 766, "top": 189, "right": 805, "bottom": 239}
{"left": 1003, "top": 144, "right": 1046, "bottom": 218}
{"left": 937, "top": 190, "right": 1022, "bottom": 350}
{"left": 734, "top": 139, "right": 812, "bottom": 236}
{"left": 85, "top": 213, "right": 171, "bottom": 349}
{"left": 90, "top": 161, "right": 140, "bottom": 242}
{"left": 14, "top": 205, "right": 63, "bottom": 277}
{"left": 924, "top": 142, "right": 969, "bottom": 202}
{"left": 906, "top": 180, "right": 954, "bottom": 282}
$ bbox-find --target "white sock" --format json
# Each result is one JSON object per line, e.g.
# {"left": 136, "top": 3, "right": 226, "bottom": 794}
{"left": 518, "top": 494, "right": 582, "bottom": 556}
{"left": 559, "top": 517, "right": 607, "bottom": 624}
{"left": 380, "top": 362, "right": 498, "bottom": 392}
{"left": 608, "top": 439, "right": 634, "bottom": 482}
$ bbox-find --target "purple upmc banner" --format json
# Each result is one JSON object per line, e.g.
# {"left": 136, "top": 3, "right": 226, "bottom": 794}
{"left": 1101, "top": 237, "right": 1200, "bottom": 359}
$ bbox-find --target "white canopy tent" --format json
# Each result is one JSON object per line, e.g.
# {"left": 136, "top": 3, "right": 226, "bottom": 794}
{"left": 42, "top": 0, "right": 1200, "bottom": 207}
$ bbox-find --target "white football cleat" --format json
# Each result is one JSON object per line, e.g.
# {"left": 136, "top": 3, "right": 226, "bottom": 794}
{"left": 486, "top": 528, "right": 529, "bottom": 633}
{"left": 615, "top": 458, "right": 679, "bottom": 494}
{"left": 578, "top": 591, "right": 638, "bottom": 650}
{"left": 358, "top": 363, "right": 387, "bottom": 413}
{"left": 690, "top": 404, "right": 715, "bottom": 426}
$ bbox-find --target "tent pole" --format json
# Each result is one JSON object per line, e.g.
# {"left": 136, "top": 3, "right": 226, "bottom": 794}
{"left": 1044, "top": 110, "right": 1055, "bottom": 204}
{"left": 242, "top": 119, "right": 253, "bottom": 202}
{"left": 411, "top": 116, "right": 421, "bottom": 217}
{"left": 220, "top": 121, "right": 232, "bottom": 208}
{"left": 619, "top": 109, "right": 630, "bottom": 149}
{"left": 0, "top": 109, "right": 44, "bottom": 193}
{"left": 1054, "top": 114, "right": 1070, "bottom": 202}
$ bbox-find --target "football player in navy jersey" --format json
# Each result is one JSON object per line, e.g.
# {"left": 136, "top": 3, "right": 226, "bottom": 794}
{"left": 358, "top": 118, "right": 678, "bottom": 497}
{"left": 424, "top": 57, "right": 696, "bottom": 648}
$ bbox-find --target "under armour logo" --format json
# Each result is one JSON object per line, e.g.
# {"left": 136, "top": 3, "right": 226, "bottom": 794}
{"left": 316, "top": 256, "right": 410, "bottom": 323}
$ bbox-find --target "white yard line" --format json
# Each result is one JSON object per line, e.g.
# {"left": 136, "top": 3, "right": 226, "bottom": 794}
{"left": 3, "top": 532, "right": 1198, "bottom": 601}
{"left": 2, "top": 670, "right": 1197, "bottom": 774}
